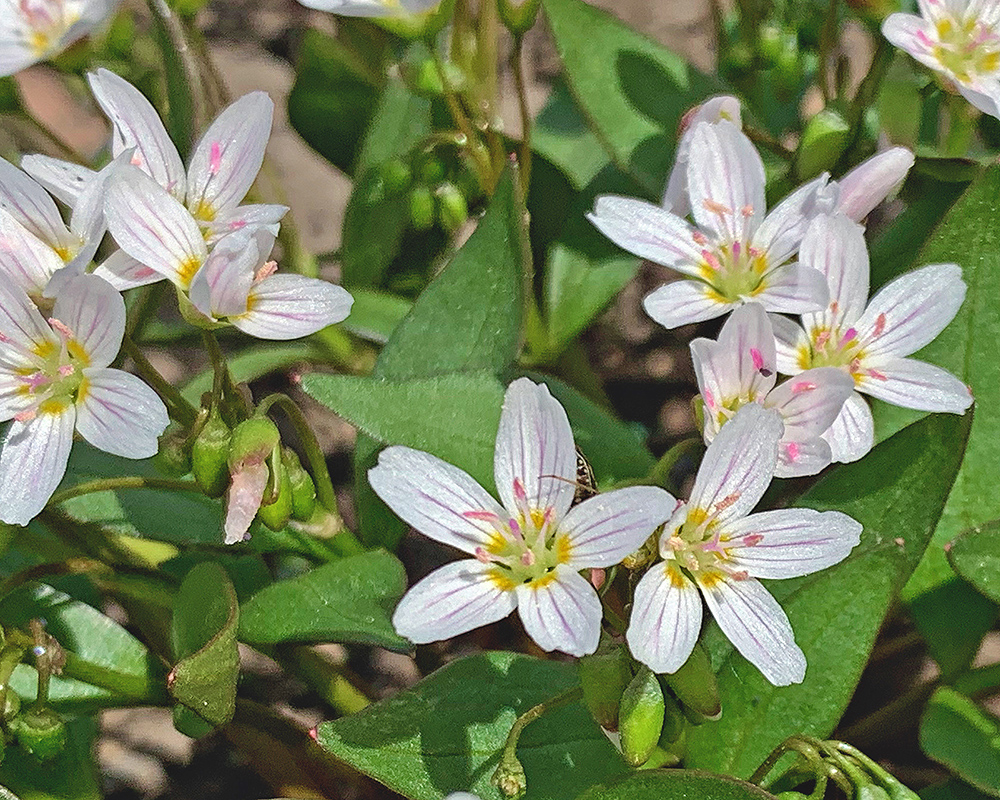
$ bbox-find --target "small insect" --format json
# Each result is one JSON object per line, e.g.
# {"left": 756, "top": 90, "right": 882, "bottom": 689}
{"left": 572, "top": 446, "right": 598, "bottom": 507}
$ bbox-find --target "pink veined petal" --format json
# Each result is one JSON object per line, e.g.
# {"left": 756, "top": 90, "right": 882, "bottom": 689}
{"left": 66, "top": 152, "right": 132, "bottom": 268}
{"left": 20, "top": 154, "right": 97, "bottom": 208}
{"left": 699, "top": 575, "right": 806, "bottom": 686}
{"left": 626, "top": 562, "right": 703, "bottom": 675}
{"left": 753, "top": 263, "right": 829, "bottom": 315}
{"left": 836, "top": 148, "right": 914, "bottom": 223}
{"left": 296, "top": 0, "right": 441, "bottom": 15}
{"left": 88, "top": 69, "right": 187, "bottom": 200}
{"left": 687, "top": 120, "right": 766, "bottom": 242}
{"left": 188, "top": 227, "right": 269, "bottom": 320}
{"left": 560, "top": 485, "right": 676, "bottom": 568}
{"left": 0, "top": 205, "right": 65, "bottom": 297}
{"left": 0, "top": 279, "right": 57, "bottom": 364}
{"left": 773, "top": 436, "right": 834, "bottom": 479}
{"left": 822, "top": 392, "right": 874, "bottom": 463}
{"left": 688, "top": 403, "right": 783, "bottom": 525}
{"left": 104, "top": 165, "right": 207, "bottom": 290}
{"left": 0, "top": 155, "right": 75, "bottom": 250}
{"left": 0, "top": 407, "right": 76, "bottom": 525}
{"left": 0, "top": 372, "right": 36, "bottom": 421}
{"left": 515, "top": 565, "right": 602, "bottom": 657}
{"left": 204, "top": 204, "right": 289, "bottom": 244}
{"left": 643, "top": 279, "right": 736, "bottom": 329}
{"left": 799, "top": 214, "right": 869, "bottom": 334}
{"left": 587, "top": 195, "right": 706, "bottom": 275}
{"left": 752, "top": 173, "right": 832, "bottom": 267}
{"left": 720, "top": 303, "right": 778, "bottom": 399}
{"left": 494, "top": 378, "right": 577, "bottom": 522}
{"left": 393, "top": 559, "right": 517, "bottom": 644}
{"left": 691, "top": 338, "right": 738, "bottom": 440}
{"left": 725, "top": 508, "right": 862, "bottom": 579}
{"left": 770, "top": 314, "right": 810, "bottom": 376}
{"left": 882, "top": 14, "right": 944, "bottom": 74}
{"left": 0, "top": 32, "right": 40, "bottom": 78}
{"left": 186, "top": 92, "right": 274, "bottom": 221}
{"left": 856, "top": 356, "right": 973, "bottom": 413}
{"left": 232, "top": 273, "right": 354, "bottom": 340}
{"left": 93, "top": 250, "right": 164, "bottom": 291}
{"left": 224, "top": 459, "right": 268, "bottom": 545}
{"left": 75, "top": 367, "right": 169, "bottom": 459}
{"left": 764, "top": 367, "right": 855, "bottom": 440}
{"left": 856, "top": 263, "right": 966, "bottom": 359}
{"left": 50, "top": 274, "right": 126, "bottom": 369}
{"left": 368, "top": 445, "right": 508, "bottom": 555}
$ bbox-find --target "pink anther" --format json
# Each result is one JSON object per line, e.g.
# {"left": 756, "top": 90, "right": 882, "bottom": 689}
{"left": 750, "top": 347, "right": 764, "bottom": 372}
{"left": 702, "top": 198, "right": 731, "bottom": 216}
{"left": 741, "top": 533, "right": 764, "bottom": 547}
{"left": 785, "top": 442, "right": 800, "bottom": 462}
{"left": 692, "top": 230, "right": 708, "bottom": 246}
{"left": 703, "top": 388, "right": 716, "bottom": 409}
{"left": 14, "top": 408, "right": 37, "bottom": 423}
{"left": 867, "top": 369, "right": 888, "bottom": 381}
{"left": 48, "top": 318, "right": 73, "bottom": 339}
{"left": 741, "top": 204, "right": 754, "bottom": 218}
{"left": 520, "top": 551, "right": 535, "bottom": 566}
{"left": 714, "top": 492, "right": 740, "bottom": 512}
{"left": 474, "top": 547, "right": 492, "bottom": 564}
{"left": 254, "top": 261, "right": 278, "bottom": 284}
{"left": 58, "top": 364, "right": 75, "bottom": 377}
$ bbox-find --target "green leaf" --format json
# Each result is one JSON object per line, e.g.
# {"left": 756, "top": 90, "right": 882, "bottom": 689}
{"left": 355, "top": 74, "right": 433, "bottom": 178}
{"left": 542, "top": 0, "right": 720, "bottom": 196}
{"left": 921, "top": 687, "right": 1000, "bottom": 796}
{"left": 922, "top": 780, "right": 998, "bottom": 800}
{"left": 239, "top": 550, "right": 408, "bottom": 649}
{"left": 948, "top": 520, "right": 1000, "bottom": 603}
{"left": 685, "top": 413, "right": 969, "bottom": 777}
{"left": 169, "top": 563, "right": 239, "bottom": 728}
{"left": 575, "top": 771, "right": 778, "bottom": 800}
{"left": 316, "top": 651, "right": 628, "bottom": 800}
{"left": 532, "top": 80, "right": 613, "bottom": 191}
{"left": 340, "top": 169, "right": 411, "bottom": 289}
{"left": 0, "top": 718, "right": 100, "bottom": 800}
{"left": 342, "top": 289, "right": 413, "bottom": 344}
{"left": 304, "top": 372, "right": 504, "bottom": 492}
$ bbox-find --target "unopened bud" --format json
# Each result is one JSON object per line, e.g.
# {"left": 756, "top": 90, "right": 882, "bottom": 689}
{"left": 492, "top": 752, "right": 526, "bottom": 798}
{"left": 658, "top": 693, "right": 685, "bottom": 747}
{"left": 498, "top": 0, "right": 541, "bottom": 36}
{"left": 228, "top": 417, "right": 281, "bottom": 472}
{"left": 409, "top": 185, "right": 436, "bottom": 230}
{"left": 796, "top": 108, "right": 851, "bottom": 181}
{"left": 155, "top": 421, "right": 193, "bottom": 477}
{"left": 578, "top": 636, "right": 631, "bottom": 730}
{"left": 436, "top": 182, "right": 469, "bottom": 233}
{"left": 661, "top": 644, "right": 721, "bottom": 723}
{"left": 12, "top": 708, "right": 67, "bottom": 761}
{"left": 283, "top": 449, "right": 317, "bottom": 522}
{"left": 380, "top": 158, "right": 412, "bottom": 197}
{"left": 258, "top": 459, "right": 293, "bottom": 532}
{"left": 619, "top": 666, "right": 665, "bottom": 767}
{"left": 417, "top": 156, "right": 447, "bottom": 185}
{"left": 191, "top": 407, "right": 231, "bottom": 498}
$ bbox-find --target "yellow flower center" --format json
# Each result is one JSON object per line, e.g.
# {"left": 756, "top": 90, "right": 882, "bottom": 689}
{"left": 929, "top": 10, "right": 1000, "bottom": 84}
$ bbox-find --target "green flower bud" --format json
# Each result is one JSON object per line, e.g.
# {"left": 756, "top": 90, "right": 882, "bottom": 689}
{"left": 435, "top": 182, "right": 469, "bottom": 233}
{"left": 373, "top": 0, "right": 456, "bottom": 41}
{"left": 857, "top": 786, "right": 891, "bottom": 800}
{"left": 409, "top": 185, "right": 436, "bottom": 231}
{"left": 258, "top": 460, "right": 293, "bottom": 532}
{"left": 618, "top": 666, "right": 665, "bottom": 767}
{"left": 12, "top": 708, "right": 67, "bottom": 761}
{"left": 403, "top": 57, "right": 445, "bottom": 98}
{"left": 228, "top": 417, "right": 281, "bottom": 474}
{"left": 380, "top": 158, "right": 413, "bottom": 197}
{"left": 661, "top": 644, "right": 721, "bottom": 723}
{"left": 657, "top": 693, "right": 685, "bottom": 747}
{"left": 282, "top": 449, "right": 317, "bottom": 522}
{"left": 191, "top": 407, "right": 231, "bottom": 498}
{"left": 418, "top": 156, "right": 448, "bottom": 186}
{"left": 155, "top": 421, "right": 193, "bottom": 477}
{"left": 796, "top": 108, "right": 851, "bottom": 181}
{"left": 578, "top": 636, "right": 631, "bottom": 730}
{"left": 498, "top": 0, "right": 541, "bottom": 36}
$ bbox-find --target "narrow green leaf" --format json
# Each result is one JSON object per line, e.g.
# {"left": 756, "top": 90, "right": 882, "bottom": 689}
{"left": 686, "top": 413, "right": 969, "bottom": 777}
{"left": 920, "top": 687, "right": 1000, "bottom": 796}
{"left": 575, "top": 771, "right": 778, "bottom": 800}
{"left": 0, "top": 718, "right": 100, "bottom": 800}
{"left": 355, "top": 75, "right": 433, "bottom": 177}
{"left": 315, "top": 651, "right": 628, "bottom": 800}
{"left": 169, "top": 563, "right": 239, "bottom": 728}
{"left": 948, "top": 520, "right": 1000, "bottom": 603}
{"left": 239, "top": 550, "right": 408, "bottom": 649}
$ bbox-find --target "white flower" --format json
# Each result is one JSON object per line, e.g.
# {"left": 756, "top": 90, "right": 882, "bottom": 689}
{"left": 588, "top": 120, "right": 832, "bottom": 329}
{"left": 883, "top": 0, "right": 1000, "bottom": 119}
{"left": 369, "top": 378, "right": 675, "bottom": 657}
{"left": 0, "top": 0, "right": 120, "bottom": 77}
{"left": 0, "top": 274, "right": 169, "bottom": 525}
{"left": 833, "top": 147, "right": 914, "bottom": 223}
{"left": 692, "top": 304, "right": 855, "bottom": 478}
{"left": 103, "top": 165, "right": 353, "bottom": 340}
{"left": 294, "top": 0, "right": 440, "bottom": 17}
{"left": 625, "top": 404, "right": 862, "bottom": 686}
{"left": 771, "top": 213, "right": 973, "bottom": 463}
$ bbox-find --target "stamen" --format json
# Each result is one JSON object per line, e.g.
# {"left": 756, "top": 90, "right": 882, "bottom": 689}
{"left": 840, "top": 327, "right": 858, "bottom": 346}
{"left": 714, "top": 492, "right": 740, "bottom": 513}
{"left": 464, "top": 509, "right": 503, "bottom": 525}
{"left": 702, "top": 198, "right": 731, "bottom": 216}
{"left": 692, "top": 230, "right": 708, "bottom": 246}
{"left": 815, "top": 330, "right": 831, "bottom": 348}
{"left": 508, "top": 517, "right": 524, "bottom": 542}
{"left": 254, "top": 261, "right": 278, "bottom": 284}
{"left": 474, "top": 547, "right": 492, "bottom": 563}
{"left": 740, "top": 533, "right": 764, "bottom": 547}
{"left": 867, "top": 369, "right": 888, "bottom": 381}
{"left": 740, "top": 204, "right": 754, "bottom": 218}
{"left": 48, "top": 318, "right": 74, "bottom": 340}
{"left": 830, "top": 301, "right": 839, "bottom": 315}
{"left": 130, "top": 153, "right": 144, "bottom": 167}
{"left": 701, "top": 249, "right": 722, "bottom": 271}
{"left": 14, "top": 407, "right": 37, "bottom": 423}
{"left": 57, "top": 364, "right": 74, "bottom": 377}
{"left": 750, "top": 347, "right": 764, "bottom": 372}
{"left": 785, "top": 442, "right": 800, "bottom": 462}
{"left": 703, "top": 387, "right": 716, "bottom": 409}
{"left": 520, "top": 551, "right": 535, "bottom": 566}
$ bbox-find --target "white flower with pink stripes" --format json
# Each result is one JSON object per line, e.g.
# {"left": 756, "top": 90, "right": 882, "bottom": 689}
{"left": 369, "top": 378, "right": 675, "bottom": 657}
{"left": 295, "top": 0, "right": 440, "bottom": 16}
{"left": 0, "top": 275, "right": 168, "bottom": 525}
{"left": 692, "top": 304, "right": 855, "bottom": 477}
{"left": 626, "top": 403, "right": 862, "bottom": 686}
{"left": 772, "top": 214, "right": 972, "bottom": 463}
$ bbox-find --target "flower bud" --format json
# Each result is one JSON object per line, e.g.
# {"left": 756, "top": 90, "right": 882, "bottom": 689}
{"left": 229, "top": 418, "right": 281, "bottom": 471}
{"left": 618, "top": 666, "right": 665, "bottom": 767}
{"left": 660, "top": 644, "right": 721, "bottom": 723}
{"left": 577, "top": 636, "right": 632, "bottom": 730}
{"left": 796, "top": 108, "right": 851, "bottom": 181}
{"left": 12, "top": 708, "right": 67, "bottom": 761}
{"left": 223, "top": 417, "right": 281, "bottom": 545}
{"left": 155, "top": 422, "right": 193, "bottom": 477}
{"left": 258, "top": 459, "right": 293, "bottom": 532}
{"left": 657, "top": 693, "right": 685, "bottom": 747}
{"left": 192, "top": 407, "right": 231, "bottom": 499}
{"left": 498, "top": 0, "right": 541, "bottom": 36}
{"left": 373, "top": 0, "right": 456, "bottom": 41}
{"left": 282, "top": 449, "right": 317, "bottom": 522}
{"left": 403, "top": 57, "right": 445, "bottom": 98}
{"left": 435, "top": 182, "right": 469, "bottom": 233}
{"left": 380, "top": 158, "right": 413, "bottom": 197}
{"left": 409, "top": 185, "right": 436, "bottom": 231}
{"left": 418, "top": 156, "right": 448, "bottom": 185}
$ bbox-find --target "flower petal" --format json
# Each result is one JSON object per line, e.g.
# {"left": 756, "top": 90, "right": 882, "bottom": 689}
{"left": 882, "top": 14, "right": 947, "bottom": 75}
{"left": 0, "top": 408, "right": 75, "bottom": 525}
{"left": 393, "top": 559, "right": 516, "bottom": 644}
{"left": 626, "top": 562, "right": 702, "bottom": 674}
{"left": 726, "top": 508, "right": 861, "bottom": 579}
{"left": 835, "top": 147, "right": 914, "bottom": 223}
{"left": 857, "top": 357, "right": 972, "bottom": 413}
{"left": 368, "top": 445, "right": 507, "bottom": 555}
{"left": 50, "top": 274, "right": 125, "bottom": 368}
{"left": 93, "top": 250, "right": 164, "bottom": 291}
{"left": 204, "top": 204, "right": 288, "bottom": 244}
{"left": 765, "top": 367, "right": 855, "bottom": 439}
{"left": 799, "top": 214, "right": 869, "bottom": 334}
{"left": 0, "top": 278, "right": 56, "bottom": 362}
{"left": 20, "top": 155, "right": 97, "bottom": 208}
{"left": 224, "top": 459, "right": 268, "bottom": 545}
{"left": 587, "top": 195, "right": 705, "bottom": 274}
{"left": 643, "top": 279, "right": 736, "bottom": 329}
{"left": 187, "top": 92, "right": 274, "bottom": 221}
{"left": 822, "top": 392, "right": 874, "bottom": 463}
{"left": 687, "top": 120, "right": 766, "bottom": 242}
{"left": 754, "top": 263, "right": 828, "bottom": 315}
{"left": 720, "top": 303, "right": 778, "bottom": 398}
{"left": 753, "top": 173, "right": 832, "bottom": 266}
{"left": 688, "top": 403, "right": 783, "bottom": 524}
{"left": 515, "top": 565, "right": 602, "bottom": 656}
{"left": 494, "top": 378, "right": 577, "bottom": 522}
{"left": 699, "top": 576, "right": 806, "bottom": 686}
{"left": 0, "top": 155, "right": 75, "bottom": 251}
{"left": 0, "top": 205, "right": 65, "bottom": 297}
{"left": 771, "top": 314, "right": 809, "bottom": 376}
{"left": 856, "top": 263, "right": 966, "bottom": 359}
{"left": 76, "top": 367, "right": 169, "bottom": 458}
{"left": 232, "top": 273, "right": 354, "bottom": 340}
{"left": 774, "top": 437, "right": 833, "bottom": 479}
{"left": 296, "top": 0, "right": 441, "bottom": 16}
{"left": 560, "top": 485, "right": 675, "bottom": 567}
{"left": 189, "top": 227, "right": 270, "bottom": 320}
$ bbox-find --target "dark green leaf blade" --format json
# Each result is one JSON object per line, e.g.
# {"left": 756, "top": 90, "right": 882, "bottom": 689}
{"left": 920, "top": 687, "right": 1000, "bottom": 796}
{"left": 576, "top": 771, "right": 778, "bottom": 800}
{"left": 948, "top": 520, "right": 1000, "bottom": 603}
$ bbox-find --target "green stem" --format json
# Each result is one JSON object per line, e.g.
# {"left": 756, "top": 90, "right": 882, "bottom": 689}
{"left": 122, "top": 337, "right": 197, "bottom": 426}
{"left": 0, "top": 643, "right": 26, "bottom": 722}
{"left": 511, "top": 35, "right": 533, "bottom": 196}
{"left": 29, "top": 620, "right": 51, "bottom": 710}
{"left": 48, "top": 477, "right": 200, "bottom": 507}
{"left": 287, "top": 646, "right": 370, "bottom": 715}
{"left": 818, "top": 0, "right": 840, "bottom": 104}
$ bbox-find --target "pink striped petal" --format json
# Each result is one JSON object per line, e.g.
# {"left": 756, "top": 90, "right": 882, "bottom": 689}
{"left": 799, "top": 214, "right": 869, "bottom": 334}
{"left": 76, "top": 367, "right": 169, "bottom": 459}
{"left": 754, "top": 263, "right": 828, "bottom": 315}
{"left": 0, "top": 205, "right": 65, "bottom": 297}
{"left": 0, "top": 155, "right": 75, "bottom": 251}
{"left": 0, "top": 407, "right": 75, "bottom": 525}
{"left": 93, "top": 251, "right": 164, "bottom": 291}
{"left": 51, "top": 274, "right": 125, "bottom": 369}
{"left": 857, "top": 357, "right": 972, "bottom": 413}
{"left": 643, "top": 279, "right": 736, "bottom": 329}
{"left": 232, "top": 273, "right": 353, "bottom": 340}
{"left": 753, "top": 174, "right": 834, "bottom": 266}
{"left": 836, "top": 148, "right": 913, "bottom": 223}
{"left": 822, "top": 392, "right": 874, "bottom": 463}
{"left": 770, "top": 314, "right": 809, "bottom": 376}
{"left": 20, "top": 155, "right": 97, "bottom": 208}
{"left": 515, "top": 566, "right": 602, "bottom": 656}
{"left": 626, "top": 562, "right": 703, "bottom": 674}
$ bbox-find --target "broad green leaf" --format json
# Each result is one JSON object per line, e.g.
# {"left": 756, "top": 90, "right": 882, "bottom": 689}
{"left": 532, "top": 80, "right": 613, "bottom": 190}
{"left": 316, "top": 651, "right": 628, "bottom": 800}
{"left": 922, "top": 781, "right": 998, "bottom": 800}
{"left": 0, "top": 718, "right": 100, "bottom": 800}
{"left": 948, "top": 520, "right": 1000, "bottom": 603}
{"left": 240, "top": 550, "right": 408, "bottom": 649}
{"left": 181, "top": 343, "right": 315, "bottom": 404}
{"left": 920, "top": 687, "right": 1000, "bottom": 796}
{"left": 169, "top": 563, "right": 239, "bottom": 728}
{"left": 686, "top": 413, "right": 969, "bottom": 777}
{"left": 355, "top": 74, "right": 434, "bottom": 178}
{"left": 343, "top": 288, "right": 413, "bottom": 344}
{"left": 542, "top": 0, "right": 720, "bottom": 196}
{"left": 575, "top": 771, "right": 777, "bottom": 800}
{"left": 0, "top": 582, "right": 164, "bottom": 711}
{"left": 304, "top": 372, "right": 504, "bottom": 492}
